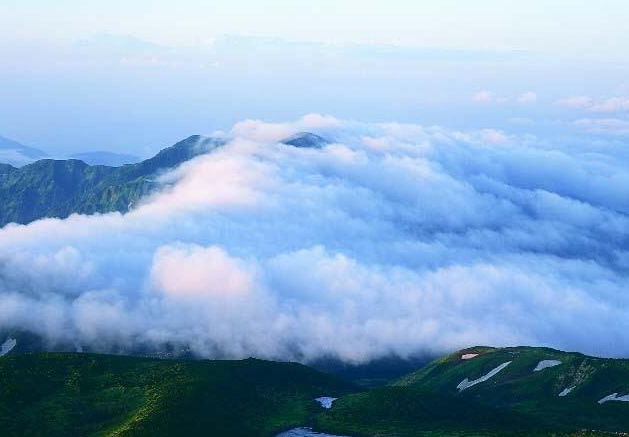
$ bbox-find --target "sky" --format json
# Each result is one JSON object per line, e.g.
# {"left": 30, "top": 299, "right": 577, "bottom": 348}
{"left": 3, "top": 0, "right": 629, "bottom": 53}
{"left": 0, "top": 1, "right": 628, "bottom": 157}
{"left": 1, "top": 3, "right": 629, "bottom": 361}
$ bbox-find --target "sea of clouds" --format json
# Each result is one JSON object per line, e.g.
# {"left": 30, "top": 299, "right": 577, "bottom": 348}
{"left": 0, "top": 114, "right": 628, "bottom": 362}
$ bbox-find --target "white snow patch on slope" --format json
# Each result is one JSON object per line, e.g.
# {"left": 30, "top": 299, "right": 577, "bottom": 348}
{"left": 315, "top": 397, "right": 337, "bottom": 409}
{"left": 0, "top": 338, "right": 16, "bottom": 357}
{"left": 457, "top": 361, "right": 512, "bottom": 392}
{"left": 598, "top": 393, "right": 629, "bottom": 404}
{"left": 461, "top": 353, "right": 479, "bottom": 360}
{"left": 559, "top": 386, "right": 575, "bottom": 397}
{"left": 534, "top": 360, "right": 562, "bottom": 372}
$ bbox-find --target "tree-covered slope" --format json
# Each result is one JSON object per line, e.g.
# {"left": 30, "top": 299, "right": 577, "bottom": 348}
{"left": 0, "top": 132, "right": 327, "bottom": 227}
{"left": 2, "top": 347, "right": 627, "bottom": 437}
{"left": 0, "top": 135, "right": 223, "bottom": 227}
{"left": 0, "top": 353, "right": 353, "bottom": 437}
{"left": 317, "top": 346, "right": 629, "bottom": 436}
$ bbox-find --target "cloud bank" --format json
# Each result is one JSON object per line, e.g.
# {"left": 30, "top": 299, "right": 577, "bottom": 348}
{"left": 1, "top": 115, "right": 628, "bottom": 363}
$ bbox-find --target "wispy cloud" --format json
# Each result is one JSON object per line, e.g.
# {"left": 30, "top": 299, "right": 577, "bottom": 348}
{"left": 472, "top": 90, "right": 508, "bottom": 104}
{"left": 479, "top": 128, "right": 508, "bottom": 144}
{"left": 517, "top": 92, "right": 537, "bottom": 103}
{"left": 473, "top": 91, "right": 537, "bottom": 105}
{"left": 573, "top": 118, "right": 629, "bottom": 135}
{"left": 590, "top": 97, "right": 629, "bottom": 113}
{"left": 557, "top": 95, "right": 629, "bottom": 113}
{"left": 556, "top": 96, "right": 593, "bottom": 109}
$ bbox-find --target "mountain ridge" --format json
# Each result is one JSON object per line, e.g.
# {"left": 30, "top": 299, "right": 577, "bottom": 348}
{"left": 318, "top": 345, "right": 629, "bottom": 436}
{"left": 0, "top": 132, "right": 328, "bottom": 228}
{"left": 0, "top": 352, "right": 354, "bottom": 437}
{"left": 1, "top": 345, "right": 627, "bottom": 436}
{"left": 0, "top": 135, "right": 223, "bottom": 227}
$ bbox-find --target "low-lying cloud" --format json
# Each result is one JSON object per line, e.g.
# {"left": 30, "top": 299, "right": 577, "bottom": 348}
{"left": 1, "top": 115, "right": 628, "bottom": 363}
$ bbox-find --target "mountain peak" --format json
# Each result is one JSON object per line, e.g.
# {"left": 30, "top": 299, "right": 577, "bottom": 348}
{"left": 281, "top": 132, "right": 328, "bottom": 149}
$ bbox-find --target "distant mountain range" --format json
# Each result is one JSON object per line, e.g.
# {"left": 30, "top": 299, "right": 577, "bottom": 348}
{"left": 0, "top": 132, "right": 326, "bottom": 228}
{"left": 0, "top": 136, "right": 48, "bottom": 167}
{"left": 69, "top": 151, "right": 141, "bottom": 166}
{"left": 0, "top": 345, "right": 627, "bottom": 436}
{"left": 0, "top": 136, "right": 141, "bottom": 167}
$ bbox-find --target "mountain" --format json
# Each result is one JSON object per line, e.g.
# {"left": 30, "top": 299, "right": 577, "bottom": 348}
{"left": 69, "top": 151, "right": 141, "bottom": 166}
{"left": 0, "top": 132, "right": 327, "bottom": 228}
{"left": 281, "top": 132, "right": 328, "bottom": 149}
{"left": 0, "top": 353, "right": 354, "bottom": 437}
{"left": 317, "top": 346, "right": 629, "bottom": 436}
{"left": 0, "top": 136, "right": 48, "bottom": 167}
{"left": 1, "top": 346, "right": 627, "bottom": 436}
{"left": 0, "top": 135, "right": 224, "bottom": 227}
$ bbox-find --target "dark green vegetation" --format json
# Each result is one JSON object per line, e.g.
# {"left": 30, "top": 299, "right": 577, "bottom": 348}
{"left": 0, "top": 132, "right": 329, "bottom": 227}
{"left": 0, "top": 135, "right": 223, "bottom": 227}
{"left": 0, "top": 353, "right": 353, "bottom": 437}
{"left": 317, "top": 346, "right": 629, "bottom": 436}
{"left": 311, "top": 355, "right": 432, "bottom": 389}
{"left": 1, "top": 347, "right": 628, "bottom": 436}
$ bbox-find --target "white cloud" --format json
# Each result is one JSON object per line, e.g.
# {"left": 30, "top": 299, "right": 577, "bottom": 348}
{"left": 556, "top": 96, "right": 593, "bottom": 109}
{"left": 517, "top": 92, "right": 537, "bottom": 103}
{"left": 472, "top": 90, "right": 509, "bottom": 104}
{"left": 573, "top": 118, "right": 629, "bottom": 136}
{"left": 479, "top": 128, "right": 508, "bottom": 144}
{"left": 472, "top": 90, "right": 494, "bottom": 103}
{"left": 590, "top": 97, "right": 629, "bottom": 113}
{"left": 473, "top": 91, "right": 537, "bottom": 105}
{"left": 151, "top": 245, "right": 254, "bottom": 299}
{"left": 557, "top": 95, "right": 629, "bottom": 113}
{"left": 1, "top": 115, "right": 628, "bottom": 362}
{"left": 231, "top": 113, "right": 341, "bottom": 143}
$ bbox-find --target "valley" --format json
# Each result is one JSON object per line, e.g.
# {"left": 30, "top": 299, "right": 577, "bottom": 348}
{"left": 1, "top": 346, "right": 628, "bottom": 437}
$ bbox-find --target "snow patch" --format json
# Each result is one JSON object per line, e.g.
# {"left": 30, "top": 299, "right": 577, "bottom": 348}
{"left": 457, "top": 361, "right": 512, "bottom": 392}
{"left": 0, "top": 338, "right": 16, "bottom": 357}
{"left": 559, "top": 386, "right": 575, "bottom": 397}
{"left": 534, "top": 360, "right": 562, "bottom": 372}
{"left": 315, "top": 397, "right": 337, "bottom": 409}
{"left": 598, "top": 393, "right": 629, "bottom": 404}
{"left": 461, "top": 353, "right": 479, "bottom": 360}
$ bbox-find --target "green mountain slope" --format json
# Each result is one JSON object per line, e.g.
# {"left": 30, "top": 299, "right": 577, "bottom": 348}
{"left": 0, "top": 132, "right": 327, "bottom": 227}
{"left": 1, "top": 347, "right": 627, "bottom": 437}
{"left": 0, "top": 136, "right": 223, "bottom": 227}
{"left": 0, "top": 353, "right": 353, "bottom": 437}
{"left": 317, "top": 346, "right": 629, "bottom": 436}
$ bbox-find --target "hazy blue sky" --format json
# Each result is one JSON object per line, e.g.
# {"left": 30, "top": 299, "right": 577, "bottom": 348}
{"left": 0, "top": 1, "right": 628, "bottom": 156}
{"left": 3, "top": 0, "right": 629, "bottom": 54}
